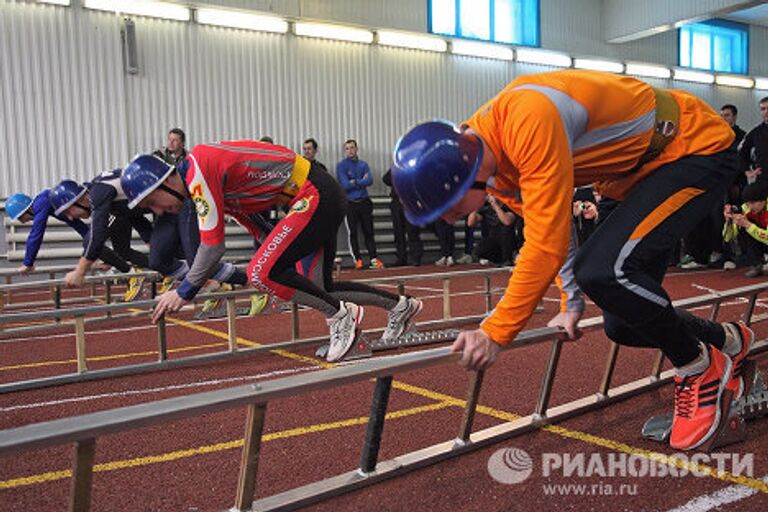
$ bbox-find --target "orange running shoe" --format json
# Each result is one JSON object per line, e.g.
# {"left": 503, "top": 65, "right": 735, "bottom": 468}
{"left": 355, "top": 259, "right": 364, "bottom": 270}
{"left": 724, "top": 322, "right": 754, "bottom": 399}
{"left": 669, "top": 345, "right": 733, "bottom": 451}
{"left": 369, "top": 258, "right": 385, "bottom": 269}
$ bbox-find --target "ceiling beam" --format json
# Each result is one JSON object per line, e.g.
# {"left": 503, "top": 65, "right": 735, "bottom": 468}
{"left": 604, "top": 0, "right": 765, "bottom": 43}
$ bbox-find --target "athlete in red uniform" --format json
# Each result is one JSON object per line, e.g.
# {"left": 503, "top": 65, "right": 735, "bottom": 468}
{"left": 121, "top": 141, "right": 422, "bottom": 362}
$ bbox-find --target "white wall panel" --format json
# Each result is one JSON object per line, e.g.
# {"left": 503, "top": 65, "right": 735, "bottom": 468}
{"left": 2, "top": 0, "right": 767, "bottom": 200}
{"left": 0, "top": 1, "right": 127, "bottom": 196}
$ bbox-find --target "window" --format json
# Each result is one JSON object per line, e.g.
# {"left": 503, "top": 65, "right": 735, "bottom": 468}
{"left": 679, "top": 19, "right": 748, "bottom": 74}
{"left": 429, "top": 0, "right": 539, "bottom": 47}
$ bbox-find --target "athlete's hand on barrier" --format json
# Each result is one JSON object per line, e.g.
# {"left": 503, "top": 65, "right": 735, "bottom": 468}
{"left": 64, "top": 270, "right": 85, "bottom": 288}
{"left": 152, "top": 290, "right": 189, "bottom": 323}
{"left": 547, "top": 310, "right": 583, "bottom": 340}
{"left": 451, "top": 329, "right": 502, "bottom": 371}
{"left": 17, "top": 265, "right": 34, "bottom": 275}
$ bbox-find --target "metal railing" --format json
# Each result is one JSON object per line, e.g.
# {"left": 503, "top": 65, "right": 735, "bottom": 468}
{"left": 0, "top": 267, "right": 513, "bottom": 394}
{"left": 1, "top": 282, "right": 766, "bottom": 511}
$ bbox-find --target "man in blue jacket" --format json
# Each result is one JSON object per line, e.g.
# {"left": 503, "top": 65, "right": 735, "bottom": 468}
{"left": 336, "top": 139, "right": 383, "bottom": 270}
{"left": 5, "top": 190, "right": 131, "bottom": 276}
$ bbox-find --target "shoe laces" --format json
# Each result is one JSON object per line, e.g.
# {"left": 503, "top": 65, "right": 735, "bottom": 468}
{"left": 386, "top": 300, "right": 410, "bottom": 330}
{"left": 327, "top": 306, "right": 350, "bottom": 336}
{"left": 674, "top": 376, "right": 697, "bottom": 418}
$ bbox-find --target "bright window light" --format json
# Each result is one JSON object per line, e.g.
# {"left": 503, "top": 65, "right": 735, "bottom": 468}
{"left": 715, "top": 75, "right": 754, "bottom": 88}
{"left": 625, "top": 62, "right": 671, "bottom": 79}
{"left": 37, "top": 0, "right": 71, "bottom": 5}
{"left": 460, "top": 0, "right": 490, "bottom": 40}
{"left": 755, "top": 78, "right": 768, "bottom": 91}
{"left": 430, "top": 0, "right": 456, "bottom": 36}
{"left": 377, "top": 31, "right": 447, "bottom": 52}
{"left": 83, "top": 0, "right": 190, "bottom": 21}
{"left": 196, "top": 8, "right": 288, "bottom": 33}
{"left": 294, "top": 22, "right": 373, "bottom": 44}
{"left": 679, "top": 19, "right": 748, "bottom": 74}
{"left": 429, "top": 0, "right": 539, "bottom": 47}
{"left": 573, "top": 58, "right": 624, "bottom": 74}
{"left": 451, "top": 40, "right": 514, "bottom": 60}
{"left": 673, "top": 68, "right": 715, "bottom": 84}
{"left": 515, "top": 48, "right": 570, "bottom": 68}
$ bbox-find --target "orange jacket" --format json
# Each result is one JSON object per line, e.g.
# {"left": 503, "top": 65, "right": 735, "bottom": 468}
{"left": 463, "top": 70, "right": 733, "bottom": 344}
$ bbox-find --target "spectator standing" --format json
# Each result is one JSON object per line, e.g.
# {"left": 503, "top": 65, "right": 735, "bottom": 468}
{"left": 337, "top": 139, "right": 383, "bottom": 269}
{"left": 738, "top": 97, "right": 768, "bottom": 187}
{"left": 302, "top": 138, "right": 329, "bottom": 174}
{"left": 153, "top": 128, "right": 188, "bottom": 166}
{"left": 383, "top": 168, "right": 422, "bottom": 266}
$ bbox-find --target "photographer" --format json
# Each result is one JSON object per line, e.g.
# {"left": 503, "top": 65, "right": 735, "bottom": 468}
{"left": 723, "top": 182, "right": 768, "bottom": 277}
{"left": 469, "top": 195, "right": 522, "bottom": 266}
{"left": 572, "top": 187, "right": 599, "bottom": 246}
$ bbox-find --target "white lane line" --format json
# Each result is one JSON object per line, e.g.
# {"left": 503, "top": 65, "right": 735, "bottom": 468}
{"left": 666, "top": 475, "right": 768, "bottom": 512}
{"left": 0, "top": 365, "right": 325, "bottom": 412}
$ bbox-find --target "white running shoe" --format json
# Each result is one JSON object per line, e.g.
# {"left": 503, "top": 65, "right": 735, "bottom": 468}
{"left": 456, "top": 254, "right": 473, "bottom": 265}
{"left": 435, "top": 256, "right": 447, "bottom": 266}
{"left": 445, "top": 256, "right": 455, "bottom": 266}
{"left": 382, "top": 296, "right": 424, "bottom": 343}
{"left": 326, "top": 302, "right": 364, "bottom": 362}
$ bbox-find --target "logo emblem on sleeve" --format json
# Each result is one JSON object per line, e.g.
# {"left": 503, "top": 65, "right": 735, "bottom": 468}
{"left": 194, "top": 197, "right": 210, "bottom": 218}
{"left": 287, "top": 196, "right": 313, "bottom": 215}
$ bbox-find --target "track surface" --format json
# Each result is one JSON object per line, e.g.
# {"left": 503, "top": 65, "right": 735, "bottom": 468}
{"left": 1, "top": 264, "right": 767, "bottom": 511}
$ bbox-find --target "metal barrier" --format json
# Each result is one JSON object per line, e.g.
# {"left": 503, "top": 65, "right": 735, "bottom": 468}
{"left": 1, "top": 282, "right": 766, "bottom": 511}
{"left": 0, "top": 267, "right": 513, "bottom": 394}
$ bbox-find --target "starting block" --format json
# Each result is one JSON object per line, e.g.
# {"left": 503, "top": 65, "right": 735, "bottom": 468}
{"left": 315, "top": 328, "right": 461, "bottom": 361}
{"left": 641, "top": 360, "right": 765, "bottom": 450}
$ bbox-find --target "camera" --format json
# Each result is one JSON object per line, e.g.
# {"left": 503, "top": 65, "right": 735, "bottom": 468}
{"left": 729, "top": 204, "right": 742, "bottom": 215}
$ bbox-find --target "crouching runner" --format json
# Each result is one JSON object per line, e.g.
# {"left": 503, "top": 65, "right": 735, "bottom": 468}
{"left": 121, "top": 140, "right": 422, "bottom": 362}
{"left": 392, "top": 70, "right": 752, "bottom": 451}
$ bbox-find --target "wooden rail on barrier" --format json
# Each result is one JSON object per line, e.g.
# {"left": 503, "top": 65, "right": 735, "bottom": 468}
{"left": 0, "top": 267, "right": 514, "bottom": 394}
{"left": 0, "top": 283, "right": 766, "bottom": 511}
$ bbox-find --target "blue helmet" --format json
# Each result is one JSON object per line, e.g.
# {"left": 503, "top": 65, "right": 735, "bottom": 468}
{"left": 5, "top": 193, "right": 33, "bottom": 221}
{"left": 50, "top": 180, "right": 87, "bottom": 216}
{"left": 392, "top": 120, "right": 483, "bottom": 225}
{"left": 121, "top": 154, "right": 175, "bottom": 209}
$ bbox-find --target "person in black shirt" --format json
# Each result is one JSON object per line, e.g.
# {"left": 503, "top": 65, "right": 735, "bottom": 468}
{"left": 302, "top": 138, "right": 330, "bottom": 174}
{"left": 383, "top": 167, "right": 422, "bottom": 266}
{"left": 738, "top": 97, "right": 768, "bottom": 187}
{"left": 470, "top": 195, "right": 522, "bottom": 266}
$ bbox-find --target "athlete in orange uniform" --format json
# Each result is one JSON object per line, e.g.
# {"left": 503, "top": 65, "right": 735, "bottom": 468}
{"left": 392, "top": 70, "right": 754, "bottom": 451}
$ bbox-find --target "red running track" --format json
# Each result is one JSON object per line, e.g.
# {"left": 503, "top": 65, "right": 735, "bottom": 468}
{"left": 0, "top": 265, "right": 767, "bottom": 511}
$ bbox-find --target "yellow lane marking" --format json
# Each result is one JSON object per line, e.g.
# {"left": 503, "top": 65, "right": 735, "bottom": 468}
{"left": 0, "top": 401, "right": 452, "bottom": 489}
{"left": 5, "top": 313, "right": 763, "bottom": 494}
{"left": 168, "top": 318, "right": 768, "bottom": 493}
{"left": 391, "top": 380, "right": 768, "bottom": 493}
{"left": 164, "top": 315, "right": 330, "bottom": 367}
{"left": 0, "top": 342, "right": 228, "bottom": 372}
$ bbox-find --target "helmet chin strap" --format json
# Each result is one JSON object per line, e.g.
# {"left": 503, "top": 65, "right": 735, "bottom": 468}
{"left": 158, "top": 183, "right": 186, "bottom": 203}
